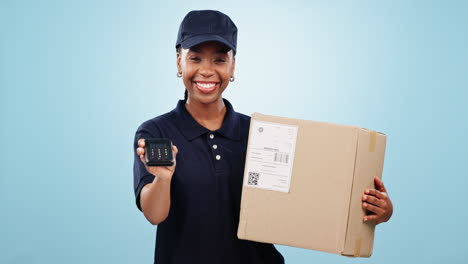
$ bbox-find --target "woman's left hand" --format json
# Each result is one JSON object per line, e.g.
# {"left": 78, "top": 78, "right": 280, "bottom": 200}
{"left": 362, "top": 176, "right": 393, "bottom": 225}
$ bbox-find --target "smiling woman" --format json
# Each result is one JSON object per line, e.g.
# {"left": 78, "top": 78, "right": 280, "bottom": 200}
{"left": 133, "top": 10, "right": 285, "bottom": 264}
{"left": 177, "top": 41, "right": 236, "bottom": 122}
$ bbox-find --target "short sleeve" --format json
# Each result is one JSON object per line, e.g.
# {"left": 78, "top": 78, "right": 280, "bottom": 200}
{"left": 133, "top": 121, "right": 161, "bottom": 211}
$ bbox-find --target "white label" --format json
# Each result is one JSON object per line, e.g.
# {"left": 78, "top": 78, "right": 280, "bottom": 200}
{"left": 244, "top": 120, "right": 298, "bottom": 193}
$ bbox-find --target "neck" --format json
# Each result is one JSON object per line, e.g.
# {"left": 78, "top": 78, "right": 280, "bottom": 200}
{"left": 185, "top": 98, "right": 227, "bottom": 131}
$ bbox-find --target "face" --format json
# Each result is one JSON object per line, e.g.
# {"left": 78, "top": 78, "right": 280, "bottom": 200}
{"left": 177, "top": 41, "right": 235, "bottom": 105}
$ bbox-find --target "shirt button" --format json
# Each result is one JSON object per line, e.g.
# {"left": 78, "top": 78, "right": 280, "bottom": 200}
{"left": 216, "top": 155, "right": 221, "bottom": 160}
{"left": 213, "top": 144, "right": 218, "bottom": 150}
{"left": 209, "top": 134, "right": 214, "bottom": 139}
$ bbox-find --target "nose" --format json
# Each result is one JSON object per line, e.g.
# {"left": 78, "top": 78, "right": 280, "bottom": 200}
{"left": 198, "top": 62, "right": 215, "bottom": 77}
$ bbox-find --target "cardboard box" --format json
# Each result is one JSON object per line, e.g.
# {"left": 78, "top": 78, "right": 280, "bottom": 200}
{"left": 237, "top": 113, "right": 387, "bottom": 257}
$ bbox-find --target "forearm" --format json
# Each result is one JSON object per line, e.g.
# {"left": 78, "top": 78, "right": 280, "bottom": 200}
{"left": 140, "top": 177, "right": 172, "bottom": 225}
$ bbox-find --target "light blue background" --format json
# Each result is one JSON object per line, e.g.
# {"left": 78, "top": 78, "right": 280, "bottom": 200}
{"left": 1, "top": 0, "right": 467, "bottom": 263}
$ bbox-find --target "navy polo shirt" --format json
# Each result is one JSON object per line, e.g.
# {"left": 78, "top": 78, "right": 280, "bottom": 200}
{"left": 133, "top": 98, "right": 285, "bottom": 264}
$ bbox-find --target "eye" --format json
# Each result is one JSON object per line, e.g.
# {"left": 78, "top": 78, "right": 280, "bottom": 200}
{"left": 189, "top": 57, "right": 201, "bottom": 62}
{"left": 215, "top": 58, "right": 226, "bottom": 63}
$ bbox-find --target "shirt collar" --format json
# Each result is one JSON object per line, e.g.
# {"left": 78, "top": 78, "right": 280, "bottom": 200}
{"left": 173, "top": 98, "right": 241, "bottom": 141}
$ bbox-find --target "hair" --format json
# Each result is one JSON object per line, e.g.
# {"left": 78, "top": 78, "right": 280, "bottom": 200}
{"left": 176, "top": 44, "right": 235, "bottom": 102}
{"left": 176, "top": 46, "right": 188, "bottom": 101}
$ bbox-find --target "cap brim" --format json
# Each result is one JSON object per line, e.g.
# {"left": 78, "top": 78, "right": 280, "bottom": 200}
{"left": 181, "top": 34, "right": 236, "bottom": 54}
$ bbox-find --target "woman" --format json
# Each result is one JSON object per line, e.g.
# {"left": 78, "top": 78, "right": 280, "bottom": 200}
{"left": 133, "top": 10, "right": 393, "bottom": 264}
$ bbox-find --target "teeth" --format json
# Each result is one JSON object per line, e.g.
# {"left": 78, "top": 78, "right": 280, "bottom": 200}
{"left": 197, "top": 82, "right": 216, "bottom": 89}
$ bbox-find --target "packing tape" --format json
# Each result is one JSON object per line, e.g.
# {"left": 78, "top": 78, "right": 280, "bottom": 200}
{"left": 369, "top": 131, "right": 376, "bottom": 152}
{"left": 354, "top": 238, "right": 362, "bottom": 257}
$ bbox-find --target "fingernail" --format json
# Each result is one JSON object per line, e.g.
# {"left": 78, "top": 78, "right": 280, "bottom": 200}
{"left": 365, "top": 189, "right": 369, "bottom": 194}
{"left": 363, "top": 195, "right": 367, "bottom": 200}
{"left": 364, "top": 217, "right": 367, "bottom": 221}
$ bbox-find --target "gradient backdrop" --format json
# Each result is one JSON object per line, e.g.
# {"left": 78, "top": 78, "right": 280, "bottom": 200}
{"left": 1, "top": 0, "right": 467, "bottom": 263}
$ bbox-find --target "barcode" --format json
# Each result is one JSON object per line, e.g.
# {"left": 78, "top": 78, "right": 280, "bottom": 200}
{"left": 274, "top": 152, "right": 289, "bottom": 163}
{"left": 248, "top": 171, "right": 260, "bottom": 185}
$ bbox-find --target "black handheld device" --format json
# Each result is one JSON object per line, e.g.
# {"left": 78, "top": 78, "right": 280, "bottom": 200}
{"left": 144, "top": 138, "right": 175, "bottom": 166}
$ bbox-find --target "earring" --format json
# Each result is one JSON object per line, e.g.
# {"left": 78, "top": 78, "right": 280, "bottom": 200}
{"left": 229, "top": 76, "right": 235, "bottom": 82}
{"left": 177, "top": 72, "right": 182, "bottom": 78}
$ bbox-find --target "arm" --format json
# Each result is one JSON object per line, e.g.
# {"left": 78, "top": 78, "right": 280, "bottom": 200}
{"left": 136, "top": 138, "right": 178, "bottom": 225}
{"left": 140, "top": 177, "right": 172, "bottom": 225}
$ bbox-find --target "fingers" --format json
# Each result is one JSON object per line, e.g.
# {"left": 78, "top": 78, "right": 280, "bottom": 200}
{"left": 137, "top": 139, "right": 146, "bottom": 162}
{"left": 365, "top": 188, "right": 388, "bottom": 200}
{"left": 362, "top": 202, "right": 384, "bottom": 215}
{"left": 168, "top": 145, "right": 178, "bottom": 170}
{"left": 374, "top": 176, "right": 387, "bottom": 193}
{"left": 138, "top": 138, "right": 146, "bottom": 147}
{"left": 362, "top": 194, "right": 385, "bottom": 208}
{"left": 136, "top": 146, "right": 146, "bottom": 164}
{"left": 136, "top": 147, "right": 145, "bottom": 156}
{"left": 172, "top": 145, "right": 178, "bottom": 157}
{"left": 362, "top": 179, "right": 393, "bottom": 224}
{"left": 363, "top": 214, "right": 379, "bottom": 222}
{"left": 362, "top": 189, "right": 390, "bottom": 223}
{"left": 136, "top": 139, "right": 146, "bottom": 164}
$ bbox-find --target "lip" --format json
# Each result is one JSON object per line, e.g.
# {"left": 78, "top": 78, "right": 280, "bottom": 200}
{"left": 193, "top": 81, "right": 220, "bottom": 94}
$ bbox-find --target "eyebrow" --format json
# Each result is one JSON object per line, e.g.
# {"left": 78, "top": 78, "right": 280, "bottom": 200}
{"left": 216, "top": 48, "right": 230, "bottom": 54}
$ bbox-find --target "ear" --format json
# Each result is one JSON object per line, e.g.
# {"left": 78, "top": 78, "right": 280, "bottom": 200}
{"left": 230, "top": 55, "right": 236, "bottom": 78}
{"left": 176, "top": 52, "right": 182, "bottom": 74}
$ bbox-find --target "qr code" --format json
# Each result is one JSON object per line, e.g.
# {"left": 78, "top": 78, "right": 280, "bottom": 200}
{"left": 248, "top": 171, "right": 260, "bottom": 186}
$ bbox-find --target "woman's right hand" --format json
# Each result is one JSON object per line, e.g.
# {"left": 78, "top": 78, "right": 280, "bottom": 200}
{"left": 136, "top": 138, "right": 178, "bottom": 181}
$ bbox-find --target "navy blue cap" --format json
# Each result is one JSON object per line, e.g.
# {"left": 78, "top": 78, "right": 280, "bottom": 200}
{"left": 176, "top": 10, "right": 237, "bottom": 54}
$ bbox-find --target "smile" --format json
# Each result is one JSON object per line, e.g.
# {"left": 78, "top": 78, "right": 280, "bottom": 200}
{"left": 194, "top": 81, "right": 219, "bottom": 94}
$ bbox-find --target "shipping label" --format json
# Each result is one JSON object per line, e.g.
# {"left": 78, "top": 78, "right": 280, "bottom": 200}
{"left": 244, "top": 120, "right": 298, "bottom": 193}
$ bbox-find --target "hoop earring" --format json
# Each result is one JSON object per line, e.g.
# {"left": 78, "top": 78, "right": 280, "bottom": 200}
{"left": 229, "top": 76, "right": 235, "bottom": 82}
{"left": 177, "top": 72, "right": 182, "bottom": 78}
